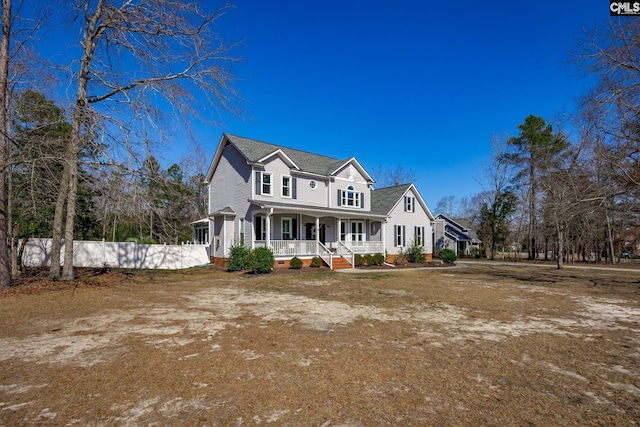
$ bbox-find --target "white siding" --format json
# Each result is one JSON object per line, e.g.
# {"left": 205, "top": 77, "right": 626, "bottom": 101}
{"left": 209, "top": 144, "right": 252, "bottom": 215}
{"left": 384, "top": 188, "right": 433, "bottom": 255}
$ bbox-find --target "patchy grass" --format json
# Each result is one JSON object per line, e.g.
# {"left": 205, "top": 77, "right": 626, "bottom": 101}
{"left": 0, "top": 264, "right": 639, "bottom": 426}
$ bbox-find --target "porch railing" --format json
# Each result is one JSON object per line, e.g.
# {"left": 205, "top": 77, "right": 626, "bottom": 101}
{"left": 255, "top": 240, "right": 318, "bottom": 256}
{"left": 318, "top": 242, "right": 332, "bottom": 269}
{"left": 255, "top": 240, "right": 383, "bottom": 256}
{"left": 344, "top": 240, "right": 383, "bottom": 253}
{"left": 337, "top": 240, "right": 354, "bottom": 268}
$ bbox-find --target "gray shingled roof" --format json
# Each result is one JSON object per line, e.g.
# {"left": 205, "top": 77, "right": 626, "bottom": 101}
{"left": 452, "top": 217, "right": 480, "bottom": 241}
{"left": 225, "top": 134, "right": 347, "bottom": 176}
{"left": 370, "top": 183, "right": 412, "bottom": 215}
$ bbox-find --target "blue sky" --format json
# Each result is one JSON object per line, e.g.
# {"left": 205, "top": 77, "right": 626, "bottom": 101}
{"left": 191, "top": 0, "right": 607, "bottom": 209}
{"left": 24, "top": 0, "right": 608, "bottom": 209}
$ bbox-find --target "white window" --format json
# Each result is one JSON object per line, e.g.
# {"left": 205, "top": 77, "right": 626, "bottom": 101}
{"left": 405, "top": 196, "right": 415, "bottom": 212}
{"left": 239, "top": 219, "right": 245, "bottom": 245}
{"left": 395, "top": 225, "right": 406, "bottom": 247}
{"left": 309, "top": 180, "right": 317, "bottom": 190}
{"left": 282, "top": 175, "right": 291, "bottom": 198}
{"left": 340, "top": 221, "right": 346, "bottom": 242}
{"left": 341, "top": 186, "right": 361, "bottom": 208}
{"left": 414, "top": 226, "right": 424, "bottom": 246}
{"left": 262, "top": 172, "right": 272, "bottom": 195}
{"left": 282, "top": 217, "right": 292, "bottom": 240}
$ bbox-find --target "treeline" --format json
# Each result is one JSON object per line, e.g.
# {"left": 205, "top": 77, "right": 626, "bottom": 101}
{"left": 0, "top": 1, "right": 239, "bottom": 285}
{"left": 11, "top": 90, "right": 208, "bottom": 253}
{"left": 438, "top": 20, "right": 640, "bottom": 267}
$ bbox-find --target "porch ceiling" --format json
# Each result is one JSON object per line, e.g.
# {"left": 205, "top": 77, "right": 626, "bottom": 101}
{"left": 249, "top": 199, "right": 387, "bottom": 220}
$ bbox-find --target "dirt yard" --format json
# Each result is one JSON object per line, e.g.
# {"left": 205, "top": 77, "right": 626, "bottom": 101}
{"left": 0, "top": 263, "right": 639, "bottom": 426}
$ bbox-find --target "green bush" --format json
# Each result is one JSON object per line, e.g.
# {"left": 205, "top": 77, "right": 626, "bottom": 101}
{"left": 406, "top": 239, "right": 425, "bottom": 263}
{"left": 439, "top": 248, "right": 457, "bottom": 264}
{"left": 248, "top": 246, "right": 275, "bottom": 274}
{"left": 227, "top": 245, "right": 250, "bottom": 272}
{"left": 311, "top": 256, "right": 323, "bottom": 267}
{"left": 354, "top": 253, "right": 365, "bottom": 266}
{"left": 289, "top": 256, "right": 303, "bottom": 269}
{"left": 364, "top": 253, "right": 374, "bottom": 266}
{"left": 372, "top": 252, "right": 385, "bottom": 266}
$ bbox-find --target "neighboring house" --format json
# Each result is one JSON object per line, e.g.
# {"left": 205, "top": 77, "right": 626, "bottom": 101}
{"left": 433, "top": 214, "right": 481, "bottom": 256}
{"left": 196, "top": 134, "right": 435, "bottom": 269}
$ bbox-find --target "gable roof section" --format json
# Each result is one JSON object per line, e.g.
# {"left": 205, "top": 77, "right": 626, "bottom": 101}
{"left": 370, "top": 183, "right": 435, "bottom": 220}
{"left": 436, "top": 214, "right": 480, "bottom": 242}
{"left": 206, "top": 134, "right": 375, "bottom": 182}
{"left": 370, "top": 184, "right": 412, "bottom": 215}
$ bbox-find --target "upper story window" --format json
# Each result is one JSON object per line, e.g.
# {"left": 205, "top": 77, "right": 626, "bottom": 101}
{"left": 256, "top": 171, "right": 273, "bottom": 196}
{"left": 404, "top": 196, "right": 415, "bottom": 212}
{"left": 282, "top": 175, "right": 291, "bottom": 198}
{"left": 340, "top": 186, "right": 361, "bottom": 208}
{"left": 309, "top": 180, "right": 317, "bottom": 190}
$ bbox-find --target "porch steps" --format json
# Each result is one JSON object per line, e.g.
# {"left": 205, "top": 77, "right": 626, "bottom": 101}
{"left": 331, "top": 256, "right": 353, "bottom": 270}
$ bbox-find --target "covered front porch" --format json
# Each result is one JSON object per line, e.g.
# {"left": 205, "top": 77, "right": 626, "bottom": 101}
{"left": 251, "top": 204, "right": 387, "bottom": 270}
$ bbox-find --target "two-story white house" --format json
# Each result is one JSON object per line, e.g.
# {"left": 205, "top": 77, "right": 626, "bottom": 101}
{"left": 196, "top": 134, "right": 435, "bottom": 269}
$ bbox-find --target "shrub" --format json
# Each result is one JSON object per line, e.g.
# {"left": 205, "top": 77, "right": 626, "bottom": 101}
{"left": 354, "top": 253, "right": 365, "bottom": 266}
{"left": 439, "top": 248, "right": 457, "bottom": 264}
{"left": 289, "top": 256, "right": 303, "bottom": 269}
{"left": 406, "top": 239, "right": 425, "bottom": 263}
{"left": 372, "top": 252, "right": 385, "bottom": 266}
{"left": 248, "top": 246, "right": 275, "bottom": 274}
{"left": 227, "top": 245, "right": 250, "bottom": 272}
{"left": 363, "top": 253, "right": 374, "bottom": 266}
{"left": 394, "top": 249, "right": 408, "bottom": 266}
{"left": 311, "top": 256, "right": 323, "bottom": 267}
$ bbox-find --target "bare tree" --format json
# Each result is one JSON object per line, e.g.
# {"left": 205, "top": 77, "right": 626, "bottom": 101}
{"left": 49, "top": 0, "right": 241, "bottom": 280}
{"left": 0, "top": 0, "right": 12, "bottom": 287}
{"left": 372, "top": 164, "right": 416, "bottom": 188}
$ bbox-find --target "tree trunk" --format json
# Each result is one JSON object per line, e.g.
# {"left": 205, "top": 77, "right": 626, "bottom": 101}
{"left": 0, "top": 0, "right": 13, "bottom": 288}
{"left": 556, "top": 226, "right": 564, "bottom": 269}
{"left": 606, "top": 215, "right": 615, "bottom": 265}
{"left": 10, "top": 223, "right": 19, "bottom": 278}
{"left": 54, "top": 0, "right": 104, "bottom": 280}
{"left": 49, "top": 163, "right": 69, "bottom": 278}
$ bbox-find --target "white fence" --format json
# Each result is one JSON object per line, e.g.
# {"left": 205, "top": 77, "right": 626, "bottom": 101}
{"left": 22, "top": 238, "right": 210, "bottom": 270}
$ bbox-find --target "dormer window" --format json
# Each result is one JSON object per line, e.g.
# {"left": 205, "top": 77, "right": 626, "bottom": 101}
{"left": 339, "top": 186, "right": 363, "bottom": 208}
{"left": 404, "top": 196, "right": 415, "bottom": 212}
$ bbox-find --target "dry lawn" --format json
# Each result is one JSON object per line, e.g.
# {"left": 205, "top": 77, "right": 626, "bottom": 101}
{"left": 0, "top": 263, "right": 639, "bottom": 426}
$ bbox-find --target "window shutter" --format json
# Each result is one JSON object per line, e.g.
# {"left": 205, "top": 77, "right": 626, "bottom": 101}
{"left": 255, "top": 171, "right": 261, "bottom": 195}
{"left": 412, "top": 197, "right": 415, "bottom": 212}
{"left": 292, "top": 177, "right": 297, "bottom": 199}
{"left": 402, "top": 225, "right": 406, "bottom": 246}
{"left": 360, "top": 192, "right": 365, "bottom": 209}
{"left": 337, "top": 189, "right": 342, "bottom": 206}
{"left": 404, "top": 196, "right": 408, "bottom": 211}
{"left": 292, "top": 218, "right": 298, "bottom": 239}
{"left": 394, "top": 225, "right": 398, "bottom": 247}
{"left": 422, "top": 226, "right": 425, "bottom": 245}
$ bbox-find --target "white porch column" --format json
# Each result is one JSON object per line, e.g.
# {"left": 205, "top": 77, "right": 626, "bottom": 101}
{"left": 315, "top": 217, "right": 320, "bottom": 243}
{"left": 382, "top": 221, "right": 386, "bottom": 256}
{"left": 222, "top": 215, "right": 227, "bottom": 257}
{"left": 266, "top": 209, "right": 272, "bottom": 247}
